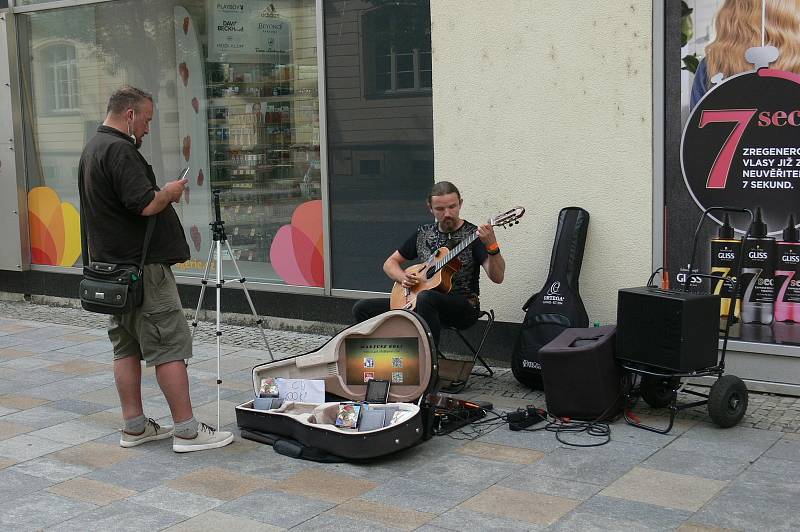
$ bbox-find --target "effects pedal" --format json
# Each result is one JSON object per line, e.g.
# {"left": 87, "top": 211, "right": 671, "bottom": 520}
{"left": 508, "top": 405, "right": 546, "bottom": 431}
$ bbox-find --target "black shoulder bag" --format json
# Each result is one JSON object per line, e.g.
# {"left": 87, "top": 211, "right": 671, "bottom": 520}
{"left": 78, "top": 178, "right": 155, "bottom": 315}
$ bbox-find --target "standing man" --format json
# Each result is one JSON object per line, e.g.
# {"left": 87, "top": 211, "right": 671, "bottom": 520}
{"left": 353, "top": 181, "right": 505, "bottom": 347}
{"left": 79, "top": 86, "right": 233, "bottom": 452}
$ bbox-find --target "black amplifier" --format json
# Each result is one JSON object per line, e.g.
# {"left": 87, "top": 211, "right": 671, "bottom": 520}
{"left": 615, "top": 287, "right": 720, "bottom": 372}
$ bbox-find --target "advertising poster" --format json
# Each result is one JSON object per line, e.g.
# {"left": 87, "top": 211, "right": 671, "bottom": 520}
{"left": 344, "top": 337, "right": 420, "bottom": 386}
{"left": 207, "top": 0, "right": 292, "bottom": 62}
{"left": 671, "top": 1, "right": 800, "bottom": 345}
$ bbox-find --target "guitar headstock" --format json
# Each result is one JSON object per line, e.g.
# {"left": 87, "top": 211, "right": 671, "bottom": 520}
{"left": 489, "top": 206, "right": 525, "bottom": 228}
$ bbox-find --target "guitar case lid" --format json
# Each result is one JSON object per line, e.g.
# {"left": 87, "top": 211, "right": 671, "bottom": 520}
{"left": 235, "top": 310, "right": 439, "bottom": 460}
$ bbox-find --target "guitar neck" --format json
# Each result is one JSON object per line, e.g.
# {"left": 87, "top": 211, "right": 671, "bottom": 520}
{"left": 432, "top": 232, "right": 479, "bottom": 274}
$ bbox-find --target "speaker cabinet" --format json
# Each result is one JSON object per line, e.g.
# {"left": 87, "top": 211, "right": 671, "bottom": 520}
{"left": 616, "top": 287, "right": 720, "bottom": 372}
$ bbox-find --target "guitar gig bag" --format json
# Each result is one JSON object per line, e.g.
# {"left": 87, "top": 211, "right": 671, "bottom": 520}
{"left": 511, "top": 207, "right": 590, "bottom": 389}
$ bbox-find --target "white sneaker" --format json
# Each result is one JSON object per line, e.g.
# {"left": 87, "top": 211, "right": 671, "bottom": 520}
{"left": 120, "top": 418, "right": 173, "bottom": 448}
{"left": 172, "top": 422, "right": 234, "bottom": 453}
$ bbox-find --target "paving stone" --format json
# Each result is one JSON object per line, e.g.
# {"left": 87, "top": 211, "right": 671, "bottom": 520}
{"left": 47, "top": 477, "right": 137, "bottom": 505}
{"left": 215, "top": 488, "right": 334, "bottom": 528}
{"left": 0, "top": 347, "right": 38, "bottom": 360}
{"left": 274, "top": 467, "right": 377, "bottom": 503}
{"left": 329, "top": 498, "right": 434, "bottom": 531}
{"left": 600, "top": 466, "right": 728, "bottom": 512}
{"left": 0, "top": 433, "right": 72, "bottom": 461}
{"left": 292, "top": 511, "right": 398, "bottom": 531}
{"left": 162, "top": 510, "right": 282, "bottom": 532}
{"left": 400, "top": 452, "right": 518, "bottom": 489}
{"left": 429, "top": 507, "right": 544, "bottom": 531}
{"left": 498, "top": 471, "right": 603, "bottom": 501}
{"left": 455, "top": 440, "right": 545, "bottom": 464}
{"left": 0, "top": 491, "right": 97, "bottom": 531}
{"left": 640, "top": 448, "right": 751, "bottom": 481}
{"left": 691, "top": 469, "right": 800, "bottom": 531}
{"left": 53, "top": 500, "right": 185, "bottom": 532}
{"left": 549, "top": 495, "right": 693, "bottom": 531}
{"left": 50, "top": 398, "right": 109, "bottom": 415}
{"left": 764, "top": 436, "right": 800, "bottom": 462}
{"left": 360, "top": 476, "right": 481, "bottom": 514}
{"left": 128, "top": 484, "right": 224, "bottom": 517}
{"left": 166, "top": 466, "right": 271, "bottom": 501}
{"left": 0, "top": 468, "right": 58, "bottom": 503}
{"left": 53, "top": 441, "right": 141, "bottom": 469}
{"left": 85, "top": 452, "right": 197, "bottom": 491}
{"left": 9, "top": 456, "right": 92, "bottom": 482}
{"left": 526, "top": 442, "right": 658, "bottom": 486}
{"left": 1, "top": 405, "right": 83, "bottom": 429}
{"left": 29, "top": 418, "right": 118, "bottom": 445}
{"left": 667, "top": 422, "right": 784, "bottom": 461}
{"left": 459, "top": 484, "right": 580, "bottom": 527}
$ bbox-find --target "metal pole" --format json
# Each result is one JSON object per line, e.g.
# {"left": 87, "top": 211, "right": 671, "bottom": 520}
{"left": 215, "top": 237, "right": 222, "bottom": 430}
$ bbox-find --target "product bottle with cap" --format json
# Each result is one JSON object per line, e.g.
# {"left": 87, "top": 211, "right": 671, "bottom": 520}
{"left": 740, "top": 207, "right": 776, "bottom": 324}
{"left": 710, "top": 214, "right": 741, "bottom": 319}
{"left": 775, "top": 214, "right": 800, "bottom": 323}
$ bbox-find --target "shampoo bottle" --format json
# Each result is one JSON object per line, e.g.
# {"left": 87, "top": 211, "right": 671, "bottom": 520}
{"left": 710, "top": 214, "right": 741, "bottom": 319}
{"left": 775, "top": 215, "right": 800, "bottom": 323}
{"left": 740, "top": 208, "right": 776, "bottom": 324}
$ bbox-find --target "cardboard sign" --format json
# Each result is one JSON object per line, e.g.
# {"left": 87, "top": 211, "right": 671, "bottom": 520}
{"left": 276, "top": 378, "right": 325, "bottom": 403}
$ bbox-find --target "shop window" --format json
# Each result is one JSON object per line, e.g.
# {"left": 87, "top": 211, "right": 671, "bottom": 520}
{"left": 362, "top": 3, "right": 432, "bottom": 96}
{"left": 41, "top": 44, "right": 80, "bottom": 113}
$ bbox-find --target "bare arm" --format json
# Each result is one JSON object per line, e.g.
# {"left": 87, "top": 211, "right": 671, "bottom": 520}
{"left": 477, "top": 223, "right": 505, "bottom": 284}
{"left": 140, "top": 178, "right": 187, "bottom": 216}
{"left": 384, "top": 250, "right": 423, "bottom": 288}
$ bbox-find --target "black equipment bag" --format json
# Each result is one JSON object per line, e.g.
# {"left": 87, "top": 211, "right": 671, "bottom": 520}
{"left": 77, "top": 173, "right": 155, "bottom": 315}
{"left": 511, "top": 207, "right": 590, "bottom": 389}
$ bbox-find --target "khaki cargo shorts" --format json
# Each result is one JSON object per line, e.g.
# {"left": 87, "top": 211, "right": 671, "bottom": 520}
{"left": 108, "top": 263, "right": 193, "bottom": 367}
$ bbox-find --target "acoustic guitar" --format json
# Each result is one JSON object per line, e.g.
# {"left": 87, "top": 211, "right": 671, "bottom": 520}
{"left": 390, "top": 206, "right": 525, "bottom": 310}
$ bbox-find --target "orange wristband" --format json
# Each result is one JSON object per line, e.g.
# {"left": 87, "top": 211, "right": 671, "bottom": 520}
{"left": 486, "top": 242, "right": 500, "bottom": 255}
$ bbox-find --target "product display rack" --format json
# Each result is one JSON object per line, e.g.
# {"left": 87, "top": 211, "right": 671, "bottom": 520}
{"left": 206, "top": 60, "right": 321, "bottom": 264}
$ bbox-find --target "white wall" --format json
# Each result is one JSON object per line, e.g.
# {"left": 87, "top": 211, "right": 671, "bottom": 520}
{"left": 431, "top": 0, "right": 653, "bottom": 324}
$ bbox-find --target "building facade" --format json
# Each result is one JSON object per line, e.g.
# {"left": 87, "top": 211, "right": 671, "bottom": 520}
{"left": 1, "top": 0, "right": 798, "bottom": 394}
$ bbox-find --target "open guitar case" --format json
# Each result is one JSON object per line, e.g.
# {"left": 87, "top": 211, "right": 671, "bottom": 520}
{"left": 511, "top": 207, "right": 590, "bottom": 389}
{"left": 235, "top": 310, "right": 439, "bottom": 462}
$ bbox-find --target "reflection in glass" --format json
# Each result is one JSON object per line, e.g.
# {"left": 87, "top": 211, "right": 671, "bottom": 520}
{"left": 18, "top": 0, "right": 322, "bottom": 287}
{"left": 326, "top": 0, "right": 433, "bottom": 291}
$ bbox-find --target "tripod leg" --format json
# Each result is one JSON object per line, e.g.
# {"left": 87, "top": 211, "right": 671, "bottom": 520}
{"left": 222, "top": 239, "right": 274, "bottom": 361}
{"left": 190, "top": 244, "right": 216, "bottom": 341}
{"left": 215, "top": 238, "right": 223, "bottom": 430}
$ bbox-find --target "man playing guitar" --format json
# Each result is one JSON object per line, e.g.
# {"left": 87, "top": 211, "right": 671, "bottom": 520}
{"left": 353, "top": 181, "right": 506, "bottom": 348}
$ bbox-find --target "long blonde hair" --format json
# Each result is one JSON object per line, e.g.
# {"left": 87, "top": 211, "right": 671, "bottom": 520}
{"left": 705, "top": 0, "right": 800, "bottom": 79}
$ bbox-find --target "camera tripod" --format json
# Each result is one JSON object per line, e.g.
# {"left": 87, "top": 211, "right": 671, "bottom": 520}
{"left": 191, "top": 189, "right": 274, "bottom": 428}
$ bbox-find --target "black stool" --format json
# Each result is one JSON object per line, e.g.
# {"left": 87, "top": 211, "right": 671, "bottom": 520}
{"left": 438, "top": 309, "right": 495, "bottom": 393}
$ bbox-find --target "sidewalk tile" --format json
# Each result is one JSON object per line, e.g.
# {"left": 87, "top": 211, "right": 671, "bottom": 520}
{"left": 0, "top": 347, "right": 38, "bottom": 360}
{"left": 456, "top": 441, "right": 544, "bottom": 464}
{"left": 53, "top": 441, "right": 141, "bottom": 469}
{"left": 764, "top": 436, "right": 800, "bottom": 462}
{"left": 167, "top": 466, "right": 272, "bottom": 501}
{"left": 667, "top": 423, "right": 783, "bottom": 461}
{"left": 360, "top": 476, "right": 481, "bottom": 513}
{"left": 129, "top": 485, "right": 224, "bottom": 517}
{"left": 691, "top": 470, "right": 800, "bottom": 530}
{"left": 430, "top": 507, "right": 543, "bottom": 531}
{"left": 0, "top": 420, "right": 34, "bottom": 441}
{"left": 2, "top": 405, "right": 82, "bottom": 429}
{"left": 0, "top": 492, "right": 97, "bottom": 531}
{"left": 331, "top": 498, "right": 434, "bottom": 531}
{"left": 0, "top": 458, "right": 15, "bottom": 469}
{"left": 0, "top": 396, "right": 42, "bottom": 414}
{"left": 46, "top": 360, "right": 110, "bottom": 375}
{"left": 215, "top": 489, "right": 334, "bottom": 529}
{"left": 527, "top": 443, "right": 657, "bottom": 486}
{"left": 162, "top": 510, "right": 281, "bottom": 532}
{"left": 400, "top": 453, "right": 517, "bottom": 489}
{"left": 642, "top": 448, "right": 750, "bottom": 481}
{"left": 548, "top": 496, "right": 692, "bottom": 531}
{"left": 600, "top": 466, "right": 727, "bottom": 512}
{"left": 86, "top": 452, "right": 197, "bottom": 491}
{"left": 499, "top": 471, "right": 603, "bottom": 501}
{"left": 47, "top": 477, "right": 137, "bottom": 505}
{"left": 292, "top": 512, "right": 397, "bottom": 531}
{"left": 750, "top": 456, "right": 800, "bottom": 477}
{"left": 53, "top": 500, "right": 185, "bottom": 532}
{"left": 0, "top": 468, "right": 57, "bottom": 502}
{"left": 0, "top": 433, "right": 72, "bottom": 461}
{"left": 677, "top": 524, "right": 739, "bottom": 531}
{"left": 275, "top": 468, "right": 377, "bottom": 503}
{"left": 29, "top": 418, "right": 118, "bottom": 445}
{"left": 9, "top": 456, "right": 92, "bottom": 482}
{"left": 50, "top": 399, "right": 109, "bottom": 415}
{"left": 459, "top": 484, "right": 580, "bottom": 526}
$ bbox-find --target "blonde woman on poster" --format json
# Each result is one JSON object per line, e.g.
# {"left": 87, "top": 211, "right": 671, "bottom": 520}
{"left": 690, "top": 0, "right": 800, "bottom": 109}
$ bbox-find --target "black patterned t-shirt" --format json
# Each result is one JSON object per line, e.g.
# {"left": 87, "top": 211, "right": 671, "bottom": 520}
{"left": 397, "top": 220, "right": 488, "bottom": 298}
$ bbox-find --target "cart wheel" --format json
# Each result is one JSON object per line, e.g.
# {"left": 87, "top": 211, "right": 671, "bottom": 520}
{"left": 708, "top": 375, "right": 748, "bottom": 428}
{"left": 640, "top": 376, "right": 678, "bottom": 409}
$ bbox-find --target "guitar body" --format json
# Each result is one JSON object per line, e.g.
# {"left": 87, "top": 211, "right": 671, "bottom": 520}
{"left": 390, "top": 247, "right": 461, "bottom": 310}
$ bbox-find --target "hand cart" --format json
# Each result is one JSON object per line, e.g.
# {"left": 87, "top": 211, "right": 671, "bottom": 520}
{"left": 620, "top": 207, "right": 752, "bottom": 434}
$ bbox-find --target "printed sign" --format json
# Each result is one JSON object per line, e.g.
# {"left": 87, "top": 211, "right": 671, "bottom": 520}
{"left": 345, "top": 337, "right": 420, "bottom": 386}
{"left": 208, "top": 1, "right": 292, "bottom": 62}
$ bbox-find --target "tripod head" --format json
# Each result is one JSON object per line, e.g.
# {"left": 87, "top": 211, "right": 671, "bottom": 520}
{"left": 210, "top": 189, "right": 227, "bottom": 241}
